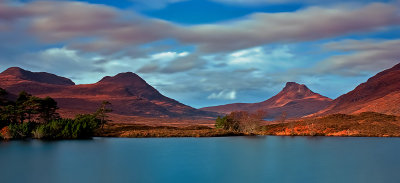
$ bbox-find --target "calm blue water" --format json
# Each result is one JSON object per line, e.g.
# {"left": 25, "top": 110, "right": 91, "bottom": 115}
{"left": 1, "top": 136, "right": 400, "bottom": 183}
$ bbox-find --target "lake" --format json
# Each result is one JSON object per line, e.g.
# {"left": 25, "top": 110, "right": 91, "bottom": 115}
{"left": 1, "top": 136, "right": 400, "bottom": 183}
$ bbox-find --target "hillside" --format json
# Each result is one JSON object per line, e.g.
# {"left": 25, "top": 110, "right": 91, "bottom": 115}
{"left": 316, "top": 63, "right": 400, "bottom": 116}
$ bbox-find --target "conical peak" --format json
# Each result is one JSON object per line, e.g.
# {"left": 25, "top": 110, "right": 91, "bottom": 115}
{"left": 98, "top": 72, "right": 145, "bottom": 84}
{"left": 285, "top": 82, "right": 303, "bottom": 87}
{"left": 275, "top": 82, "right": 318, "bottom": 100}
{"left": 283, "top": 82, "right": 308, "bottom": 91}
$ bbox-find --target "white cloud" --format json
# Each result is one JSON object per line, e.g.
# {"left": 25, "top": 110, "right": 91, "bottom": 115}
{"left": 151, "top": 51, "right": 188, "bottom": 61}
{"left": 229, "top": 47, "right": 264, "bottom": 64}
{"left": 208, "top": 90, "right": 237, "bottom": 100}
{"left": 41, "top": 48, "right": 79, "bottom": 61}
{"left": 227, "top": 46, "right": 293, "bottom": 66}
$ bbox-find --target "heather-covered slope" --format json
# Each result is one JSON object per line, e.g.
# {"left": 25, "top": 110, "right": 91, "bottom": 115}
{"left": 316, "top": 63, "right": 400, "bottom": 116}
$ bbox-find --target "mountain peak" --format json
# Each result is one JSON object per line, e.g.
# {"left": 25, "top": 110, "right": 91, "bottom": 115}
{"left": 98, "top": 72, "right": 144, "bottom": 84}
{"left": 263, "top": 82, "right": 331, "bottom": 108}
{"left": 2, "top": 67, "right": 32, "bottom": 78}
{"left": 281, "top": 82, "right": 311, "bottom": 94}
{"left": 201, "top": 81, "right": 332, "bottom": 118}
{"left": 0, "top": 67, "right": 75, "bottom": 86}
{"left": 2, "top": 67, "right": 25, "bottom": 74}
{"left": 285, "top": 82, "right": 302, "bottom": 87}
{"left": 96, "top": 72, "right": 165, "bottom": 99}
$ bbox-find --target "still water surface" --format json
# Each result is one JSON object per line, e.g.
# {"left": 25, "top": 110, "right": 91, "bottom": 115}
{"left": 1, "top": 136, "right": 400, "bottom": 183}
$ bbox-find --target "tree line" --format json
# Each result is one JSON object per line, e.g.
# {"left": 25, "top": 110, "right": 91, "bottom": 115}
{"left": 0, "top": 88, "right": 112, "bottom": 140}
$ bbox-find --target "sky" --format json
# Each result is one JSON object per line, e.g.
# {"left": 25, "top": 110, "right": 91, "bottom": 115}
{"left": 1, "top": 0, "right": 400, "bottom": 108}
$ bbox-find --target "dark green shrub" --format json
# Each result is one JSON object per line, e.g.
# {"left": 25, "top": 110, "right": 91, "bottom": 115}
{"left": 33, "top": 114, "right": 101, "bottom": 139}
{"left": 215, "top": 116, "right": 228, "bottom": 129}
{"left": 8, "top": 122, "right": 35, "bottom": 139}
{"left": 72, "top": 114, "right": 101, "bottom": 138}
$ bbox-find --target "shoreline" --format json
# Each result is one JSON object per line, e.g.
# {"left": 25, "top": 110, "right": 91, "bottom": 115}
{"left": 93, "top": 123, "right": 400, "bottom": 138}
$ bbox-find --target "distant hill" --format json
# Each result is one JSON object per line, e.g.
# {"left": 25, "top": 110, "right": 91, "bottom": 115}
{"left": 0, "top": 67, "right": 216, "bottom": 121}
{"left": 201, "top": 82, "right": 332, "bottom": 118}
{"left": 315, "top": 62, "right": 400, "bottom": 116}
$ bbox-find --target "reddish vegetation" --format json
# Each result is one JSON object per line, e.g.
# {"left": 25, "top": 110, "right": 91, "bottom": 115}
{"left": 97, "top": 123, "right": 243, "bottom": 137}
{"left": 316, "top": 63, "right": 400, "bottom": 116}
{"left": 0, "top": 126, "right": 10, "bottom": 139}
{"left": 0, "top": 67, "right": 216, "bottom": 124}
{"left": 201, "top": 82, "right": 332, "bottom": 118}
{"left": 259, "top": 112, "right": 400, "bottom": 137}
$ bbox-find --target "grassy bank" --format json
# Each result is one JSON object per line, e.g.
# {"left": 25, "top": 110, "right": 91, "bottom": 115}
{"left": 257, "top": 112, "right": 400, "bottom": 137}
{"left": 96, "top": 123, "right": 245, "bottom": 137}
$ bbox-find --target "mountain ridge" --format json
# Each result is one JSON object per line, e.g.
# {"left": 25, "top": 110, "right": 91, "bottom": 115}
{"left": 315, "top": 62, "right": 400, "bottom": 116}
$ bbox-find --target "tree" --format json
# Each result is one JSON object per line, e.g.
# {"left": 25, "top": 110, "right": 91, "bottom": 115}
{"left": 215, "top": 116, "right": 228, "bottom": 129}
{"left": 215, "top": 110, "right": 267, "bottom": 133}
{"left": 0, "top": 88, "right": 10, "bottom": 106}
{"left": 37, "top": 97, "right": 59, "bottom": 123}
{"left": 22, "top": 96, "right": 41, "bottom": 122}
{"left": 225, "top": 111, "right": 244, "bottom": 131}
{"left": 95, "top": 101, "right": 112, "bottom": 129}
{"left": 73, "top": 114, "right": 102, "bottom": 138}
{"left": 16, "top": 91, "right": 32, "bottom": 123}
{"left": 0, "top": 88, "right": 12, "bottom": 128}
{"left": 16, "top": 91, "right": 31, "bottom": 105}
{"left": 2, "top": 105, "right": 18, "bottom": 124}
{"left": 240, "top": 110, "right": 267, "bottom": 133}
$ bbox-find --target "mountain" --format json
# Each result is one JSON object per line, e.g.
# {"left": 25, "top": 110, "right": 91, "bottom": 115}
{"left": 0, "top": 67, "right": 75, "bottom": 86}
{"left": 0, "top": 67, "right": 215, "bottom": 121}
{"left": 316, "top": 63, "right": 400, "bottom": 116}
{"left": 201, "top": 82, "right": 332, "bottom": 118}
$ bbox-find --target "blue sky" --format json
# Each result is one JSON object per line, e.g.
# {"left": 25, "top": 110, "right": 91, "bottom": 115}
{"left": 1, "top": 0, "right": 400, "bottom": 108}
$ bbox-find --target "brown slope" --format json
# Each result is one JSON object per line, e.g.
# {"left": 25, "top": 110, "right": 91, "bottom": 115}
{"left": 0, "top": 67, "right": 215, "bottom": 120}
{"left": 317, "top": 62, "right": 400, "bottom": 116}
{"left": 201, "top": 82, "right": 332, "bottom": 118}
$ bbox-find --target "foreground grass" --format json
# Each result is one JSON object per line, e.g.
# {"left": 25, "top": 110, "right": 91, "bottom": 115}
{"left": 96, "top": 123, "right": 245, "bottom": 137}
{"left": 258, "top": 112, "right": 400, "bottom": 137}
